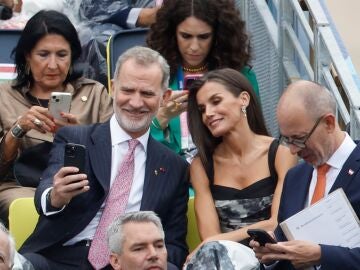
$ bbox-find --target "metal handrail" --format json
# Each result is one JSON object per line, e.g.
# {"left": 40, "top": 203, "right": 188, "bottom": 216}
{"left": 278, "top": 0, "right": 360, "bottom": 138}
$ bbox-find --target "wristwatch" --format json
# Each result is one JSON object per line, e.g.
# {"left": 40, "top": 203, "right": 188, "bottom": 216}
{"left": 10, "top": 124, "right": 26, "bottom": 139}
{"left": 46, "top": 190, "right": 62, "bottom": 212}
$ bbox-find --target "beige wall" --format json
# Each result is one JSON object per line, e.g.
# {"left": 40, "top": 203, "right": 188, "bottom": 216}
{"left": 325, "top": 0, "right": 360, "bottom": 76}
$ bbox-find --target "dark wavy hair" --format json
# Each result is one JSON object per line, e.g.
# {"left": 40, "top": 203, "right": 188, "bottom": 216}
{"left": 12, "top": 10, "right": 82, "bottom": 90}
{"left": 188, "top": 68, "right": 268, "bottom": 170}
{"left": 147, "top": 0, "right": 251, "bottom": 79}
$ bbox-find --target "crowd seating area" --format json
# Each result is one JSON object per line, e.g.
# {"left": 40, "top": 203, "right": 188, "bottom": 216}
{"left": 1, "top": 0, "right": 360, "bottom": 268}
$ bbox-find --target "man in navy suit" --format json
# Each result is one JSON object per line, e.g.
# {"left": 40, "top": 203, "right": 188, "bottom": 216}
{"left": 251, "top": 80, "right": 360, "bottom": 270}
{"left": 20, "top": 46, "right": 189, "bottom": 270}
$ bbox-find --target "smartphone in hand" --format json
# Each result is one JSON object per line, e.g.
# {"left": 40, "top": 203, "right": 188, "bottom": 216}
{"left": 184, "top": 74, "right": 202, "bottom": 90}
{"left": 49, "top": 92, "right": 72, "bottom": 120}
{"left": 247, "top": 229, "right": 277, "bottom": 246}
{"left": 64, "top": 143, "right": 86, "bottom": 173}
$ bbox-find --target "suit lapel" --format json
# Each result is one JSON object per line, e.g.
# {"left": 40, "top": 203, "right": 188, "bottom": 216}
{"left": 291, "top": 163, "right": 314, "bottom": 213}
{"left": 330, "top": 144, "right": 360, "bottom": 193}
{"left": 141, "top": 137, "right": 166, "bottom": 210}
{"left": 88, "top": 121, "right": 112, "bottom": 192}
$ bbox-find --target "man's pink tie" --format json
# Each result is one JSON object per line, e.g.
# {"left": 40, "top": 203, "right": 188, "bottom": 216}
{"left": 88, "top": 139, "right": 139, "bottom": 269}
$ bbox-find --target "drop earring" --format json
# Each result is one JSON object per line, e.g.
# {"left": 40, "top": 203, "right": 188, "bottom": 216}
{"left": 241, "top": 106, "right": 247, "bottom": 118}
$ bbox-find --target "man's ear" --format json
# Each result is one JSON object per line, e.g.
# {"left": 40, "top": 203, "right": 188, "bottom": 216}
{"left": 324, "top": 113, "right": 336, "bottom": 133}
{"left": 161, "top": 89, "right": 172, "bottom": 105}
{"left": 109, "top": 253, "right": 122, "bottom": 270}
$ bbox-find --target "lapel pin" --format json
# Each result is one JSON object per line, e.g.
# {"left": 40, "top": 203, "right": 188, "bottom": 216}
{"left": 154, "top": 167, "right": 166, "bottom": 176}
{"left": 81, "top": 96, "right": 88, "bottom": 102}
{"left": 348, "top": 169, "right": 354, "bottom": 175}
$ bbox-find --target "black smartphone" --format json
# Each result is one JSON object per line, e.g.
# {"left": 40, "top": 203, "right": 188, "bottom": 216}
{"left": 184, "top": 74, "right": 202, "bottom": 90}
{"left": 247, "top": 229, "right": 277, "bottom": 246}
{"left": 64, "top": 143, "right": 86, "bottom": 173}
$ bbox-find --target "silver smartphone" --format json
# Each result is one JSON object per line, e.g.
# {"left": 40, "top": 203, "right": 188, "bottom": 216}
{"left": 49, "top": 92, "right": 72, "bottom": 120}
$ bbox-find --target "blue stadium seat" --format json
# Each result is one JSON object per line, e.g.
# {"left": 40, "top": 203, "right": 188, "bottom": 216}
{"left": 0, "top": 29, "right": 21, "bottom": 64}
{"left": 106, "top": 28, "right": 148, "bottom": 90}
{"left": 0, "top": 29, "right": 21, "bottom": 82}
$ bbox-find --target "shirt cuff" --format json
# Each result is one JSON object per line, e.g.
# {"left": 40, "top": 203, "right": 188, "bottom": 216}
{"left": 41, "top": 188, "right": 65, "bottom": 216}
{"left": 127, "top": 8, "right": 142, "bottom": 28}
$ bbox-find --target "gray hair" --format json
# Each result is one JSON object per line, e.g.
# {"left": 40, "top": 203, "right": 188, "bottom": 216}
{"left": 107, "top": 211, "right": 165, "bottom": 255}
{"left": 113, "top": 46, "right": 170, "bottom": 91}
{"left": 0, "top": 222, "right": 15, "bottom": 268}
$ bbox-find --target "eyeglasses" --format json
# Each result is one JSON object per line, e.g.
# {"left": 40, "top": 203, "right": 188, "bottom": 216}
{"left": 279, "top": 116, "right": 324, "bottom": 149}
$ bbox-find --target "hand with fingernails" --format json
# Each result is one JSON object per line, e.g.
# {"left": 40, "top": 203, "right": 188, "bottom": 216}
{"left": 16, "top": 105, "right": 56, "bottom": 134}
{"left": 156, "top": 90, "right": 188, "bottom": 129}
{"left": 15, "top": 105, "right": 80, "bottom": 135}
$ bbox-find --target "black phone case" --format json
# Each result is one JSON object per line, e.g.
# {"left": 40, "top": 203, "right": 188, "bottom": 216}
{"left": 64, "top": 143, "right": 86, "bottom": 173}
{"left": 247, "top": 229, "right": 277, "bottom": 246}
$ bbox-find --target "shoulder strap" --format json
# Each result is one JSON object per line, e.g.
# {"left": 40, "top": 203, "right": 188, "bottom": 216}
{"left": 268, "top": 139, "right": 280, "bottom": 182}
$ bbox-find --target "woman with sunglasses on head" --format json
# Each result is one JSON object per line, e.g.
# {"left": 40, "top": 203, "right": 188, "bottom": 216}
{"left": 147, "top": 0, "right": 260, "bottom": 159}
{"left": 184, "top": 68, "right": 297, "bottom": 267}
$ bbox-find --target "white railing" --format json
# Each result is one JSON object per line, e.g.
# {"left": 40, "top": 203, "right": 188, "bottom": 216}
{"left": 237, "top": 0, "right": 360, "bottom": 139}
{"left": 279, "top": 0, "right": 360, "bottom": 138}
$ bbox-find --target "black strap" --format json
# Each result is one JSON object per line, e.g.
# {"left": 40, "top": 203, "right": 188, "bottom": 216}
{"left": 267, "top": 139, "right": 279, "bottom": 183}
{"left": 207, "top": 139, "right": 280, "bottom": 185}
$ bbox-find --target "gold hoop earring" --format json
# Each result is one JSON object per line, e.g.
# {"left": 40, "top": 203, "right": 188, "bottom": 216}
{"left": 242, "top": 106, "right": 247, "bottom": 118}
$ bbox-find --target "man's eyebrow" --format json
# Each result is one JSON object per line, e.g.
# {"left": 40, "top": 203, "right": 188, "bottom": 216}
{"left": 131, "top": 238, "right": 164, "bottom": 247}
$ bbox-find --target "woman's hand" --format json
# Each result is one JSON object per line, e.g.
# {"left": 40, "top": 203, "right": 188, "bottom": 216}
{"left": 16, "top": 106, "right": 56, "bottom": 134}
{"left": 53, "top": 112, "right": 79, "bottom": 131}
{"left": 156, "top": 90, "right": 188, "bottom": 129}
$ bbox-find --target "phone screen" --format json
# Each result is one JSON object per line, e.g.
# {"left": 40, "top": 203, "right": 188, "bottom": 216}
{"left": 247, "top": 229, "right": 277, "bottom": 246}
{"left": 184, "top": 74, "right": 202, "bottom": 90}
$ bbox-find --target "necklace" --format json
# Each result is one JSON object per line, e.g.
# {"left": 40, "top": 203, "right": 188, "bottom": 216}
{"left": 182, "top": 64, "right": 208, "bottom": 73}
{"left": 27, "top": 93, "right": 49, "bottom": 108}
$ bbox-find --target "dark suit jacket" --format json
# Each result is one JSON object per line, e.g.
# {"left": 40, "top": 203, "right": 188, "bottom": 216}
{"left": 273, "top": 143, "right": 360, "bottom": 270}
{"left": 19, "top": 121, "right": 189, "bottom": 268}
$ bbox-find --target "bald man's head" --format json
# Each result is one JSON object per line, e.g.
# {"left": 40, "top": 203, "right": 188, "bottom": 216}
{"left": 276, "top": 80, "right": 344, "bottom": 166}
{"left": 277, "top": 80, "right": 336, "bottom": 122}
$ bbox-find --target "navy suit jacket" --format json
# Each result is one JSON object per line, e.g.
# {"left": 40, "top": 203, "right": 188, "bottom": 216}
{"left": 273, "top": 143, "right": 360, "bottom": 270}
{"left": 19, "top": 121, "right": 189, "bottom": 268}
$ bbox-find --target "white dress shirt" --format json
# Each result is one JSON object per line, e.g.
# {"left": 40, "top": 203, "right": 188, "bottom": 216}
{"left": 126, "top": 0, "right": 162, "bottom": 28}
{"left": 306, "top": 132, "right": 356, "bottom": 207}
{"left": 41, "top": 115, "right": 149, "bottom": 245}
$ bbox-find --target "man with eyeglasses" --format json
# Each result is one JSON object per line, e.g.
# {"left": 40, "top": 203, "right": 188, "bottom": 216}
{"left": 250, "top": 80, "right": 360, "bottom": 270}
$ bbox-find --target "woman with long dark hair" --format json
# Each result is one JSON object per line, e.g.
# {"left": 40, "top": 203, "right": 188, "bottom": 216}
{"left": 186, "top": 68, "right": 296, "bottom": 265}
{"left": 147, "top": 0, "right": 259, "bottom": 158}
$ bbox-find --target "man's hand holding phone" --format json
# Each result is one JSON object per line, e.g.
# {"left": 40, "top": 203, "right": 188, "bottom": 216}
{"left": 50, "top": 167, "right": 89, "bottom": 208}
{"left": 49, "top": 143, "right": 89, "bottom": 208}
{"left": 248, "top": 229, "right": 278, "bottom": 265}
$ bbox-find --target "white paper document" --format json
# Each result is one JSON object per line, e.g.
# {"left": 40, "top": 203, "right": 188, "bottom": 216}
{"left": 280, "top": 188, "right": 360, "bottom": 248}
